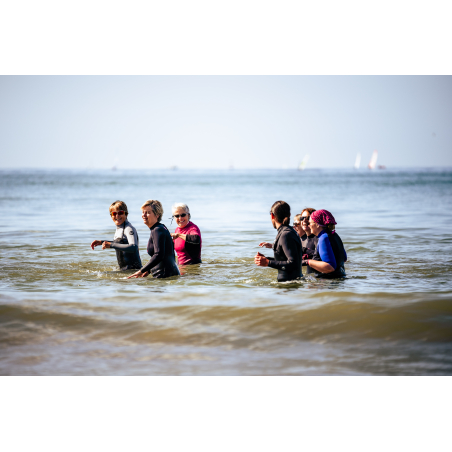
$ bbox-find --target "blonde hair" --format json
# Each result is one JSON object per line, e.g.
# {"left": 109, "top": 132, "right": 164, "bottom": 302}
{"left": 109, "top": 200, "right": 128, "bottom": 215}
{"left": 141, "top": 200, "right": 163, "bottom": 222}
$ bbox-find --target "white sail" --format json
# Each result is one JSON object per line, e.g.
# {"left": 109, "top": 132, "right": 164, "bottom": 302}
{"left": 298, "top": 154, "right": 310, "bottom": 171}
{"left": 354, "top": 153, "right": 361, "bottom": 169}
{"left": 368, "top": 150, "right": 378, "bottom": 169}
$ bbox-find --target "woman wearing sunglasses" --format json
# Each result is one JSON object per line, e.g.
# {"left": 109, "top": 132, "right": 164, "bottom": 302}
{"left": 307, "top": 209, "right": 347, "bottom": 279}
{"left": 298, "top": 207, "right": 318, "bottom": 275}
{"left": 170, "top": 203, "right": 202, "bottom": 265}
{"left": 90, "top": 200, "right": 142, "bottom": 270}
{"left": 128, "top": 200, "right": 180, "bottom": 279}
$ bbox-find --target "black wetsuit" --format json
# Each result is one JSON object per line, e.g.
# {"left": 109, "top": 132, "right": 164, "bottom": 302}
{"left": 310, "top": 230, "right": 347, "bottom": 279}
{"left": 301, "top": 233, "right": 318, "bottom": 275}
{"left": 267, "top": 225, "right": 303, "bottom": 282}
{"left": 140, "top": 222, "right": 180, "bottom": 279}
{"left": 102, "top": 220, "right": 142, "bottom": 270}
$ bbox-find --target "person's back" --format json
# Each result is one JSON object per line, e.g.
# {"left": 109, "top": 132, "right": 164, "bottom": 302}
{"left": 270, "top": 225, "right": 302, "bottom": 281}
{"left": 255, "top": 200, "right": 303, "bottom": 282}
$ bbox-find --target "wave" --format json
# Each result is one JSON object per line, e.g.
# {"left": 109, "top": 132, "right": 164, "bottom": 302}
{"left": 2, "top": 293, "right": 452, "bottom": 350}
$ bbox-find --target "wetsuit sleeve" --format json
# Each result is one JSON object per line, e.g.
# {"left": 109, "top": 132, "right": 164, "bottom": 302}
{"left": 318, "top": 235, "right": 337, "bottom": 269}
{"left": 110, "top": 226, "right": 139, "bottom": 253}
{"left": 140, "top": 227, "right": 166, "bottom": 273}
{"left": 302, "top": 246, "right": 316, "bottom": 258}
{"left": 268, "top": 233, "right": 299, "bottom": 272}
{"left": 344, "top": 249, "right": 347, "bottom": 262}
{"left": 185, "top": 234, "right": 201, "bottom": 245}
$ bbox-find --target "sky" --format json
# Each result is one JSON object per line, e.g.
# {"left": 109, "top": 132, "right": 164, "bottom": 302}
{"left": 1, "top": 75, "right": 451, "bottom": 170}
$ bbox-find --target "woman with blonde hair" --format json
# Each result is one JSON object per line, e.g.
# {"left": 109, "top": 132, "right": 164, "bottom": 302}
{"left": 90, "top": 200, "right": 142, "bottom": 270}
{"left": 128, "top": 200, "right": 180, "bottom": 279}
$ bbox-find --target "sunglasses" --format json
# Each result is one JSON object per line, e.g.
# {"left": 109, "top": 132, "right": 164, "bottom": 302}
{"left": 173, "top": 213, "right": 187, "bottom": 218}
{"left": 301, "top": 216, "right": 310, "bottom": 221}
{"left": 293, "top": 221, "right": 300, "bottom": 226}
{"left": 110, "top": 210, "right": 125, "bottom": 217}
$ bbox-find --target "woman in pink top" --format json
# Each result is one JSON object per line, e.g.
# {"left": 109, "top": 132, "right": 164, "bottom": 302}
{"left": 170, "top": 203, "right": 202, "bottom": 265}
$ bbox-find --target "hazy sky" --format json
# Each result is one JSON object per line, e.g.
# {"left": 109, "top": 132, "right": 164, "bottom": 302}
{"left": 1, "top": 75, "right": 451, "bottom": 169}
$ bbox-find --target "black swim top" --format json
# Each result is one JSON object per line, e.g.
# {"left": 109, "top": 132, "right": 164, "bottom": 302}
{"left": 267, "top": 225, "right": 303, "bottom": 282}
{"left": 141, "top": 222, "right": 180, "bottom": 279}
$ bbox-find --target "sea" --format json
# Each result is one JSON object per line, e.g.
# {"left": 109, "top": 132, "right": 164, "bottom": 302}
{"left": 1, "top": 167, "right": 452, "bottom": 375}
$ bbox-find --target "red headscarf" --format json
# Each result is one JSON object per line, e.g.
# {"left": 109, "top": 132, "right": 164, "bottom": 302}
{"left": 311, "top": 209, "right": 337, "bottom": 227}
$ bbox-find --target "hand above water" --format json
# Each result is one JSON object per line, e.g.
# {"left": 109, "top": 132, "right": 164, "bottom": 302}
{"left": 258, "top": 242, "right": 273, "bottom": 248}
{"left": 127, "top": 270, "right": 150, "bottom": 279}
{"left": 91, "top": 240, "right": 102, "bottom": 250}
{"left": 102, "top": 241, "right": 111, "bottom": 249}
{"left": 255, "top": 252, "right": 269, "bottom": 267}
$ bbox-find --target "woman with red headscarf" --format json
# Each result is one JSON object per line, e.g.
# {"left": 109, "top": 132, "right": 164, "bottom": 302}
{"left": 307, "top": 209, "right": 347, "bottom": 278}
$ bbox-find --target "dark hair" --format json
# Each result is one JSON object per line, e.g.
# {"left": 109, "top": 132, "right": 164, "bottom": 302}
{"left": 271, "top": 200, "right": 291, "bottom": 226}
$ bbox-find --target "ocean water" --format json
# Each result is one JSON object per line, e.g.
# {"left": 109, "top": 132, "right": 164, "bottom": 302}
{"left": 1, "top": 168, "right": 452, "bottom": 375}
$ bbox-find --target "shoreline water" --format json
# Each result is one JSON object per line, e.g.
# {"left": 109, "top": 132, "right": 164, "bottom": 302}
{"left": 1, "top": 168, "right": 451, "bottom": 375}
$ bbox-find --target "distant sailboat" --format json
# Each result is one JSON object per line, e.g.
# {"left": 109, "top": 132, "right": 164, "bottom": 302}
{"left": 368, "top": 150, "right": 378, "bottom": 169}
{"left": 298, "top": 154, "right": 310, "bottom": 171}
{"left": 354, "top": 153, "right": 361, "bottom": 169}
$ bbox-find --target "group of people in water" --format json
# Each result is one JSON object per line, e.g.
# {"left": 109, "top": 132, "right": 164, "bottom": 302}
{"left": 91, "top": 199, "right": 347, "bottom": 282}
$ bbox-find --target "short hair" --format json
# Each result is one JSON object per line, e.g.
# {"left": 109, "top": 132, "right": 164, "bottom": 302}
{"left": 271, "top": 200, "right": 291, "bottom": 226}
{"left": 172, "top": 203, "right": 190, "bottom": 214}
{"left": 301, "top": 207, "right": 316, "bottom": 216}
{"left": 294, "top": 213, "right": 302, "bottom": 223}
{"left": 141, "top": 200, "right": 163, "bottom": 222}
{"left": 110, "top": 200, "right": 128, "bottom": 215}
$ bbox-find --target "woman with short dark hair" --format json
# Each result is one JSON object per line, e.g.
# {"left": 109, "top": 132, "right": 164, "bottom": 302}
{"left": 255, "top": 201, "right": 302, "bottom": 282}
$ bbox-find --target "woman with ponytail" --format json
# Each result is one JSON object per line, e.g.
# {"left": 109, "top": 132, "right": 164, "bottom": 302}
{"left": 307, "top": 209, "right": 347, "bottom": 278}
{"left": 255, "top": 201, "right": 302, "bottom": 282}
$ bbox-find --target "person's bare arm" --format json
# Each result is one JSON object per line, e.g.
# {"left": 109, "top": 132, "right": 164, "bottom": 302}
{"left": 307, "top": 260, "right": 335, "bottom": 273}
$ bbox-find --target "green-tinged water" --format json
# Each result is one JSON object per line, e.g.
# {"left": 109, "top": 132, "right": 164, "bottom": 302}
{"left": 1, "top": 168, "right": 452, "bottom": 375}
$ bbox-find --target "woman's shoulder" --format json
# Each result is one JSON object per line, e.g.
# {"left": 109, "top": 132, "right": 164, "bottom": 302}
{"left": 153, "top": 222, "right": 170, "bottom": 233}
{"left": 186, "top": 222, "right": 201, "bottom": 234}
{"left": 318, "top": 230, "right": 330, "bottom": 242}
{"left": 124, "top": 220, "right": 137, "bottom": 231}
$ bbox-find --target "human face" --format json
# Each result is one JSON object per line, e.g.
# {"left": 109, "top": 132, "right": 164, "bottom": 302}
{"left": 173, "top": 208, "right": 189, "bottom": 229}
{"left": 142, "top": 207, "right": 158, "bottom": 227}
{"left": 110, "top": 208, "right": 126, "bottom": 226}
{"left": 293, "top": 217, "right": 303, "bottom": 237}
{"left": 270, "top": 211, "right": 277, "bottom": 229}
{"left": 309, "top": 218, "right": 322, "bottom": 236}
{"left": 301, "top": 210, "right": 312, "bottom": 234}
